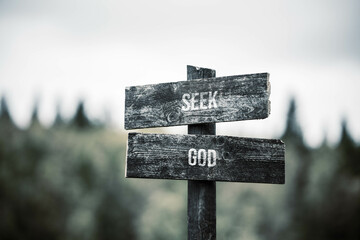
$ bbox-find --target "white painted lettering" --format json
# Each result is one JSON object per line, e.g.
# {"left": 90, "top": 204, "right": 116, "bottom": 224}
{"left": 191, "top": 93, "right": 199, "bottom": 110}
{"left": 187, "top": 148, "right": 217, "bottom": 167}
{"left": 198, "top": 149, "right": 207, "bottom": 166}
{"left": 200, "top": 92, "right": 208, "bottom": 110}
{"left": 207, "top": 149, "right": 216, "bottom": 167}
{"left": 182, "top": 93, "right": 191, "bottom": 111}
{"left": 208, "top": 91, "right": 218, "bottom": 109}
{"left": 188, "top": 148, "right": 197, "bottom": 166}
{"left": 181, "top": 91, "right": 218, "bottom": 111}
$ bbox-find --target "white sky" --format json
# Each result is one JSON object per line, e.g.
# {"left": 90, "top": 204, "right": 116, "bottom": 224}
{"left": 0, "top": 0, "right": 359, "bottom": 147}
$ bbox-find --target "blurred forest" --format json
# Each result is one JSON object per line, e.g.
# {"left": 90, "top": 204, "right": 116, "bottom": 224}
{"left": 0, "top": 96, "right": 359, "bottom": 240}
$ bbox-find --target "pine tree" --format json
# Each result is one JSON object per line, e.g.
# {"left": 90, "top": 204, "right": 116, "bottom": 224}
{"left": 72, "top": 101, "right": 91, "bottom": 129}
{"left": 282, "top": 97, "right": 303, "bottom": 142}
{"left": 0, "top": 96, "right": 11, "bottom": 121}
{"left": 0, "top": 96, "right": 14, "bottom": 127}
{"left": 337, "top": 119, "right": 360, "bottom": 176}
{"left": 53, "top": 101, "right": 65, "bottom": 127}
{"left": 281, "top": 97, "right": 313, "bottom": 239}
{"left": 29, "top": 99, "right": 41, "bottom": 129}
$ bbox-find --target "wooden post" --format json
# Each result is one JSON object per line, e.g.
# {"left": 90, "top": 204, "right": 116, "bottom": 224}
{"left": 187, "top": 65, "right": 216, "bottom": 240}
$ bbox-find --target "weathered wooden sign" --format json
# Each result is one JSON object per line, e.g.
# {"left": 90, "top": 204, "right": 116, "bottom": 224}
{"left": 126, "top": 132, "right": 285, "bottom": 184}
{"left": 125, "top": 72, "right": 270, "bottom": 129}
{"left": 124, "top": 65, "right": 285, "bottom": 240}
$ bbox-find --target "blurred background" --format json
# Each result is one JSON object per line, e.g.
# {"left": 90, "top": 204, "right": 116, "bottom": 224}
{"left": 0, "top": 0, "right": 359, "bottom": 239}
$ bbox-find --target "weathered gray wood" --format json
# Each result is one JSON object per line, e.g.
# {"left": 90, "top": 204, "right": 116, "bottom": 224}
{"left": 188, "top": 180, "right": 216, "bottom": 240}
{"left": 124, "top": 72, "right": 270, "bottom": 129}
{"left": 125, "top": 132, "right": 285, "bottom": 184}
{"left": 187, "top": 65, "right": 216, "bottom": 240}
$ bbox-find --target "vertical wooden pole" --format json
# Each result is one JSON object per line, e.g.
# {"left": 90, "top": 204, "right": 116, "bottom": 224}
{"left": 187, "top": 65, "right": 216, "bottom": 240}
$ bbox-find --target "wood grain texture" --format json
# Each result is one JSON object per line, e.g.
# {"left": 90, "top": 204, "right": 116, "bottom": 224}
{"left": 124, "top": 72, "right": 270, "bottom": 129}
{"left": 187, "top": 65, "right": 216, "bottom": 240}
{"left": 126, "top": 132, "right": 285, "bottom": 184}
{"left": 188, "top": 180, "right": 216, "bottom": 240}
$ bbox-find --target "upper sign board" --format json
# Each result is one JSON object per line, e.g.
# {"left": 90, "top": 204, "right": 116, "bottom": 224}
{"left": 125, "top": 73, "right": 270, "bottom": 129}
{"left": 126, "top": 133, "right": 285, "bottom": 184}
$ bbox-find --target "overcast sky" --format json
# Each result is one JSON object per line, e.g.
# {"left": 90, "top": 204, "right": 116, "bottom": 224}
{"left": 0, "top": 0, "right": 359, "bottom": 147}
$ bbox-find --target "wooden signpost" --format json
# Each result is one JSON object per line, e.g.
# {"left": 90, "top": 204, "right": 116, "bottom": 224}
{"left": 124, "top": 65, "right": 285, "bottom": 239}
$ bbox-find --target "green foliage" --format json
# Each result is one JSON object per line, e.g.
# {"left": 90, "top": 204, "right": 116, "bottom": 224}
{"left": 255, "top": 99, "right": 360, "bottom": 240}
{"left": 0, "top": 124, "right": 139, "bottom": 239}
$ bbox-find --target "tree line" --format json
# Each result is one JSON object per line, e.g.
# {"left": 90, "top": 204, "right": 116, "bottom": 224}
{"left": 0, "top": 95, "right": 359, "bottom": 240}
{"left": 0, "top": 96, "right": 96, "bottom": 129}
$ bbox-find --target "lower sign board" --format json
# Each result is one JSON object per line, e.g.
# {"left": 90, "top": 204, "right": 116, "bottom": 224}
{"left": 126, "top": 133, "right": 285, "bottom": 184}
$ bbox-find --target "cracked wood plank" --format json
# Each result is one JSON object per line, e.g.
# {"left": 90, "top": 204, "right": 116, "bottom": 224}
{"left": 126, "top": 132, "right": 285, "bottom": 184}
{"left": 124, "top": 72, "right": 270, "bottom": 129}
